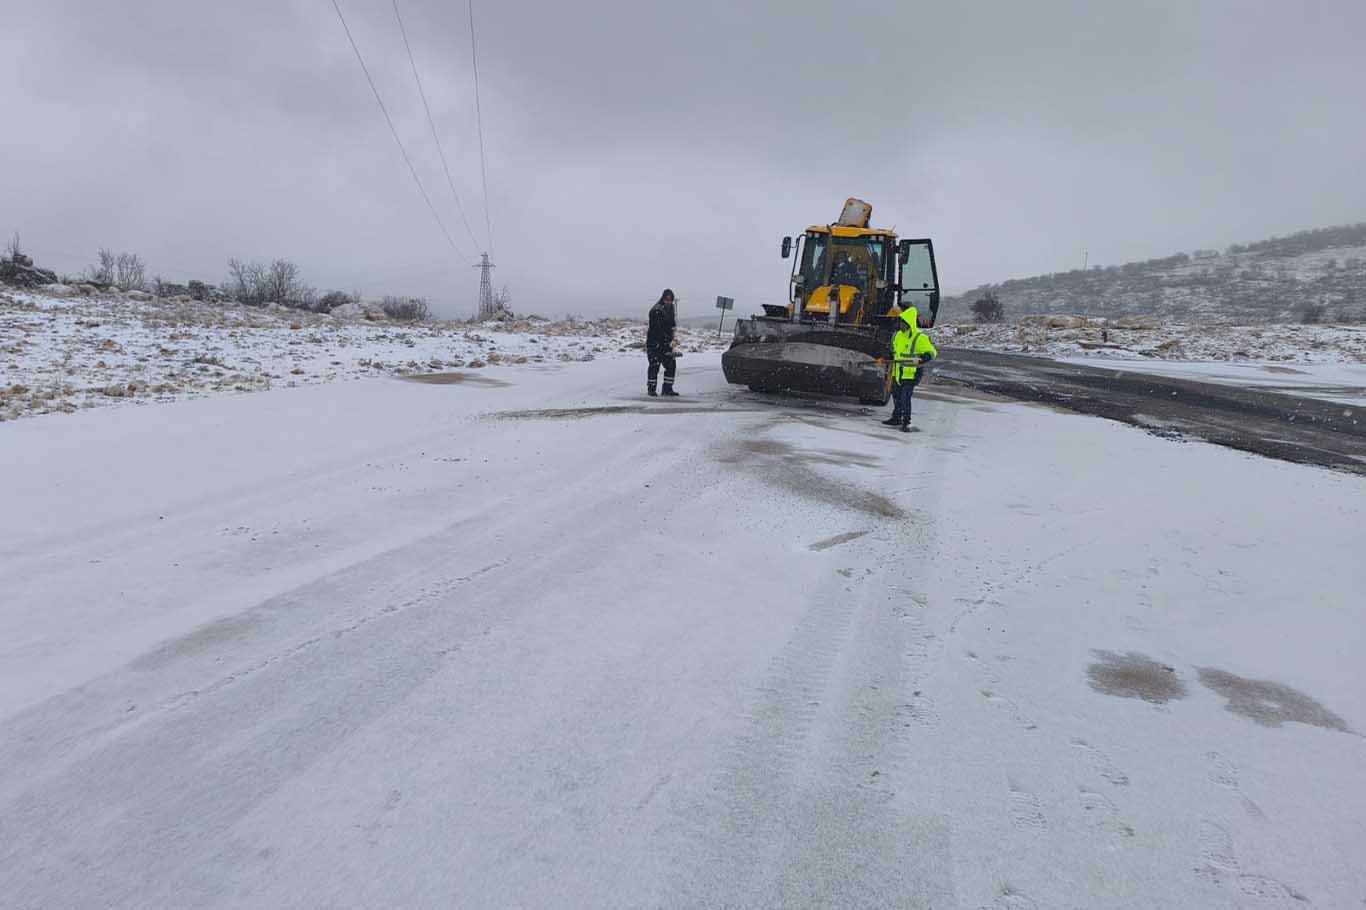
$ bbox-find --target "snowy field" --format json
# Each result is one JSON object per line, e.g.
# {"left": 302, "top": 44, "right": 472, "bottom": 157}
{"left": 2, "top": 353, "right": 1362, "bottom": 908}
{"left": 10, "top": 283, "right": 1365, "bottom": 424}
{"left": 0, "top": 284, "right": 724, "bottom": 421}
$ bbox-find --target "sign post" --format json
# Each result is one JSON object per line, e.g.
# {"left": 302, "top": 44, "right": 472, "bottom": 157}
{"left": 715, "top": 295, "right": 734, "bottom": 338}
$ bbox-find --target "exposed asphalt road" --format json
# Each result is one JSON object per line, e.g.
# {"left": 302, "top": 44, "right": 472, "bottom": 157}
{"left": 933, "top": 348, "right": 1366, "bottom": 475}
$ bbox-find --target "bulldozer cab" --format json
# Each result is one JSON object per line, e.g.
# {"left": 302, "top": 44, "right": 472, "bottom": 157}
{"left": 785, "top": 228, "right": 939, "bottom": 327}
{"left": 790, "top": 231, "right": 887, "bottom": 324}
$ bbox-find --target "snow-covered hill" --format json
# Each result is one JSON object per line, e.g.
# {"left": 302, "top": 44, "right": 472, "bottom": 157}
{"left": 945, "top": 222, "right": 1366, "bottom": 323}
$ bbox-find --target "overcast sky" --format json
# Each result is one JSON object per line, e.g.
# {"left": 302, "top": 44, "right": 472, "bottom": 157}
{"left": 4, "top": 0, "right": 1365, "bottom": 317}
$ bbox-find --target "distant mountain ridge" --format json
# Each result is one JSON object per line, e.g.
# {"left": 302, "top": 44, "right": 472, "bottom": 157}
{"left": 945, "top": 222, "right": 1366, "bottom": 323}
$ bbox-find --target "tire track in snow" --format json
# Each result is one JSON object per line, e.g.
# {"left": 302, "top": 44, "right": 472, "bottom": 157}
{"left": 652, "top": 573, "right": 863, "bottom": 907}
{"left": 2, "top": 416, "right": 480, "bottom": 571}
{"left": 0, "top": 440, "right": 693, "bottom": 910}
{"left": 154, "top": 557, "right": 510, "bottom": 713}
{"left": 0, "top": 413, "right": 683, "bottom": 800}
{"left": 0, "top": 510, "right": 512, "bottom": 794}
{"left": 647, "top": 408, "right": 957, "bottom": 908}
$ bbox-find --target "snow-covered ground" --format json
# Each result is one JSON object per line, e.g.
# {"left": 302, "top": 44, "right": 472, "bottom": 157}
{"left": 1058, "top": 357, "right": 1366, "bottom": 408}
{"left": 10, "top": 282, "right": 1366, "bottom": 424}
{"left": 2, "top": 354, "right": 1362, "bottom": 908}
{"left": 945, "top": 316, "right": 1366, "bottom": 406}
{"left": 0, "top": 284, "right": 724, "bottom": 421}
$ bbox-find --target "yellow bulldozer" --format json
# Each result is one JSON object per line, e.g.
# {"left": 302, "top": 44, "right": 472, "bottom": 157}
{"left": 721, "top": 198, "right": 940, "bottom": 405}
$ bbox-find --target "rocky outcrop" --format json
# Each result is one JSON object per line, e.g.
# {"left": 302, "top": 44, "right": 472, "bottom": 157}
{"left": 0, "top": 252, "right": 58, "bottom": 287}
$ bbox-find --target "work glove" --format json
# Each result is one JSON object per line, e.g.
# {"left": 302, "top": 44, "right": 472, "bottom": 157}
{"left": 918, "top": 355, "right": 933, "bottom": 365}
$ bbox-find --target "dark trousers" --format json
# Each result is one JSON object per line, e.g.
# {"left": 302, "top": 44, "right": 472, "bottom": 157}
{"left": 890, "top": 374, "right": 919, "bottom": 424}
{"left": 647, "top": 349, "right": 676, "bottom": 389}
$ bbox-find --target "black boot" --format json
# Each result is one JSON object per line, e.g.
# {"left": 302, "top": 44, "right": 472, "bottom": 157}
{"left": 661, "top": 384, "right": 679, "bottom": 397}
{"left": 647, "top": 384, "right": 658, "bottom": 397}
{"left": 900, "top": 422, "right": 911, "bottom": 433}
{"left": 881, "top": 414, "right": 900, "bottom": 426}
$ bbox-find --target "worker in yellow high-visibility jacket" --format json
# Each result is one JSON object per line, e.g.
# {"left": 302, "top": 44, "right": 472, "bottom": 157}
{"left": 883, "top": 306, "right": 937, "bottom": 432}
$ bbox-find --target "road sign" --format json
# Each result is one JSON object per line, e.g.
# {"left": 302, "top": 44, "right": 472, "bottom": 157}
{"left": 715, "top": 296, "right": 734, "bottom": 337}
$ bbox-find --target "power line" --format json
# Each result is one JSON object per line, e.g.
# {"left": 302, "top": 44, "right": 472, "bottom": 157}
{"left": 391, "top": 0, "right": 482, "bottom": 255}
{"left": 328, "top": 0, "right": 472, "bottom": 266}
{"left": 467, "top": 0, "right": 494, "bottom": 255}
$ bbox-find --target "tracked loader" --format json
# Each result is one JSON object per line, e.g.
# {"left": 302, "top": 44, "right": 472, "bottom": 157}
{"left": 721, "top": 198, "right": 940, "bottom": 405}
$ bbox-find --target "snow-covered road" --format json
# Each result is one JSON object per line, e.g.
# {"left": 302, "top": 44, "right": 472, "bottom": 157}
{"left": 2, "top": 355, "right": 1363, "bottom": 908}
{"left": 1058, "top": 356, "right": 1366, "bottom": 408}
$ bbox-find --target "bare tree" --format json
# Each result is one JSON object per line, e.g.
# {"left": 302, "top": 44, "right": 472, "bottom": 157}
{"left": 4, "top": 233, "right": 22, "bottom": 262}
{"left": 233, "top": 258, "right": 316, "bottom": 309}
{"left": 380, "top": 296, "right": 430, "bottom": 322}
{"left": 114, "top": 252, "right": 147, "bottom": 291}
{"left": 88, "top": 248, "right": 116, "bottom": 285}
{"left": 86, "top": 248, "right": 145, "bottom": 290}
{"left": 492, "top": 284, "right": 512, "bottom": 313}
{"left": 262, "top": 259, "right": 301, "bottom": 304}
{"left": 226, "top": 258, "right": 268, "bottom": 304}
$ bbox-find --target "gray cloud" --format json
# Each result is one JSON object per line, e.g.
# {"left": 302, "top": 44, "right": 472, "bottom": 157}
{"left": 3, "top": 0, "right": 1364, "bottom": 317}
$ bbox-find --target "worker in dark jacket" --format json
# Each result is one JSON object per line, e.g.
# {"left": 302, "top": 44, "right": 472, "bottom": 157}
{"left": 646, "top": 289, "right": 679, "bottom": 397}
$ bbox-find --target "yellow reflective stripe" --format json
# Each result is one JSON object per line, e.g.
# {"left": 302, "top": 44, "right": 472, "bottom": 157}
{"left": 895, "top": 329, "right": 920, "bottom": 381}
